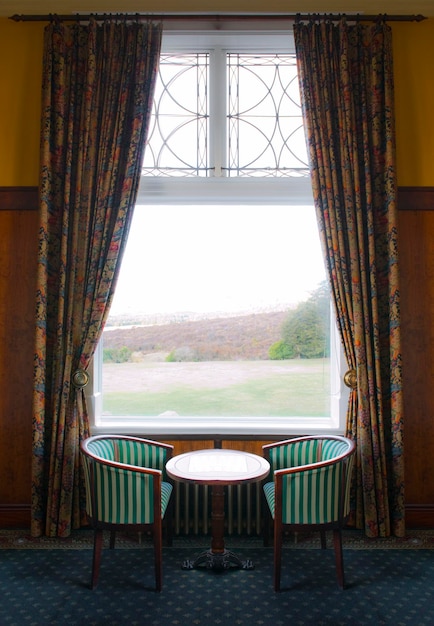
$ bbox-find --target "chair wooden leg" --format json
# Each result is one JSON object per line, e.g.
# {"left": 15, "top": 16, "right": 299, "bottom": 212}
{"left": 262, "top": 510, "right": 269, "bottom": 546}
{"left": 263, "top": 493, "right": 271, "bottom": 547}
{"left": 91, "top": 529, "right": 104, "bottom": 589}
{"left": 164, "top": 498, "right": 173, "bottom": 547}
{"left": 153, "top": 521, "right": 163, "bottom": 592}
{"left": 109, "top": 530, "right": 116, "bottom": 549}
{"left": 333, "top": 528, "right": 345, "bottom": 589}
{"left": 274, "top": 519, "right": 283, "bottom": 592}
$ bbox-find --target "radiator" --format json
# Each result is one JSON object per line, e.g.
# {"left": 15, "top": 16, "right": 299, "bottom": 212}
{"left": 172, "top": 482, "right": 263, "bottom": 536}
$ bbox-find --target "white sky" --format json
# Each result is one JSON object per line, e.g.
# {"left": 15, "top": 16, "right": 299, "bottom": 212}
{"left": 109, "top": 204, "right": 326, "bottom": 318}
{"left": 108, "top": 49, "right": 323, "bottom": 319}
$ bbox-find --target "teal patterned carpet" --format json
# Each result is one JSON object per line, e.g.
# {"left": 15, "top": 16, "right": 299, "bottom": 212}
{"left": 1, "top": 530, "right": 434, "bottom": 625}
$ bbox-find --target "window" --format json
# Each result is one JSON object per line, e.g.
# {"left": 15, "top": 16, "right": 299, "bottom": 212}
{"left": 88, "top": 28, "right": 349, "bottom": 436}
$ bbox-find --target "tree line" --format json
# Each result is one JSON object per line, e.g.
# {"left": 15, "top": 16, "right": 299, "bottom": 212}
{"left": 103, "top": 281, "right": 330, "bottom": 363}
{"left": 268, "top": 281, "right": 330, "bottom": 360}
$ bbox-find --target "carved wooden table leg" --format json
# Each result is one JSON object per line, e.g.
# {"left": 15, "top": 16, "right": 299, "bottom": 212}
{"left": 210, "top": 483, "right": 225, "bottom": 554}
{"left": 182, "top": 484, "right": 253, "bottom": 571}
{"left": 167, "top": 449, "right": 270, "bottom": 573}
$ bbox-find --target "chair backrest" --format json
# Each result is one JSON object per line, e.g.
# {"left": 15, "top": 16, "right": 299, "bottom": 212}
{"left": 266, "top": 437, "right": 322, "bottom": 474}
{"left": 81, "top": 436, "right": 173, "bottom": 526}
{"left": 264, "top": 436, "right": 355, "bottom": 525}
{"left": 84, "top": 436, "right": 172, "bottom": 478}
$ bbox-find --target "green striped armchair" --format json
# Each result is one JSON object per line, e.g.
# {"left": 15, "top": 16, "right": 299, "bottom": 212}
{"left": 80, "top": 435, "right": 174, "bottom": 592}
{"left": 262, "top": 435, "right": 355, "bottom": 591}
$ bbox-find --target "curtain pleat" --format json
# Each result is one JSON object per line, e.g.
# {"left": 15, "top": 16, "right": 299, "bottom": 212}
{"left": 294, "top": 19, "right": 404, "bottom": 537}
{"left": 33, "top": 19, "right": 162, "bottom": 537}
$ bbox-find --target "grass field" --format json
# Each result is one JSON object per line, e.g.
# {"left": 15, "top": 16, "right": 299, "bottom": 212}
{"left": 102, "top": 358, "right": 331, "bottom": 417}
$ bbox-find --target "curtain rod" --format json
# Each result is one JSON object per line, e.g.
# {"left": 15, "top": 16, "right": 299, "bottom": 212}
{"left": 9, "top": 13, "right": 427, "bottom": 23}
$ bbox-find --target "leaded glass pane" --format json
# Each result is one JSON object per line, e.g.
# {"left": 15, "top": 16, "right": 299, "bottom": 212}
{"left": 142, "top": 53, "right": 210, "bottom": 177}
{"left": 226, "top": 53, "right": 309, "bottom": 177}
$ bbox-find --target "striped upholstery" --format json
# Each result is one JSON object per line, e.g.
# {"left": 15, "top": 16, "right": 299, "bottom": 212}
{"left": 263, "top": 436, "right": 355, "bottom": 524}
{"left": 82, "top": 436, "right": 173, "bottom": 524}
{"left": 85, "top": 436, "right": 170, "bottom": 473}
{"left": 80, "top": 435, "right": 174, "bottom": 592}
{"left": 264, "top": 460, "right": 352, "bottom": 524}
{"left": 321, "top": 438, "right": 349, "bottom": 462}
{"left": 267, "top": 438, "right": 321, "bottom": 474}
{"left": 262, "top": 435, "right": 355, "bottom": 591}
{"left": 82, "top": 457, "right": 172, "bottom": 525}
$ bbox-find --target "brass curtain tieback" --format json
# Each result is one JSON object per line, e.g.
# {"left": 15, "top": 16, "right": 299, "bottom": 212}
{"left": 72, "top": 369, "right": 89, "bottom": 389}
{"left": 343, "top": 369, "right": 357, "bottom": 389}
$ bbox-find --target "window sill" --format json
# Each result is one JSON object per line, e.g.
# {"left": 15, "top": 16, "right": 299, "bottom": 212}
{"left": 91, "top": 415, "right": 343, "bottom": 439}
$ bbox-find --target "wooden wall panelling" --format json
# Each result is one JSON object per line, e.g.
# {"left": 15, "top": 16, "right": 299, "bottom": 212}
{"left": 164, "top": 440, "right": 272, "bottom": 456}
{"left": 398, "top": 187, "right": 434, "bottom": 527}
{"left": 399, "top": 207, "right": 434, "bottom": 527}
{"left": 0, "top": 198, "right": 38, "bottom": 527}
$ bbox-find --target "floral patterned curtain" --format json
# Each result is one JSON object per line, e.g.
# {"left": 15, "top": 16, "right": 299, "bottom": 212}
{"left": 294, "top": 19, "right": 404, "bottom": 537}
{"left": 32, "top": 18, "right": 162, "bottom": 537}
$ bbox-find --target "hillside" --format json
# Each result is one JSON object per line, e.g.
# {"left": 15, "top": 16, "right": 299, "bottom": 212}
{"left": 103, "top": 311, "right": 288, "bottom": 360}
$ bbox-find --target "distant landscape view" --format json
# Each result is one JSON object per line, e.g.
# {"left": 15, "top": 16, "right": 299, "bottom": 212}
{"left": 104, "top": 310, "right": 288, "bottom": 362}
{"left": 102, "top": 299, "right": 331, "bottom": 418}
{"left": 101, "top": 204, "right": 330, "bottom": 418}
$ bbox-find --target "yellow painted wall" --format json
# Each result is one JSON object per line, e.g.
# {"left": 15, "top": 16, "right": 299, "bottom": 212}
{"left": 1, "top": 15, "right": 434, "bottom": 187}
{"left": 393, "top": 20, "right": 434, "bottom": 186}
{"left": 0, "top": 19, "right": 44, "bottom": 185}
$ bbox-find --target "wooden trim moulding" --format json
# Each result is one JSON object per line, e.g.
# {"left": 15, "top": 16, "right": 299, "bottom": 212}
{"left": 1, "top": 186, "right": 433, "bottom": 212}
{"left": 405, "top": 504, "right": 434, "bottom": 529}
{"left": 0, "top": 504, "right": 31, "bottom": 528}
{"left": 0, "top": 186, "right": 39, "bottom": 211}
{"left": 397, "top": 186, "right": 434, "bottom": 211}
{"left": 0, "top": 502, "right": 432, "bottom": 530}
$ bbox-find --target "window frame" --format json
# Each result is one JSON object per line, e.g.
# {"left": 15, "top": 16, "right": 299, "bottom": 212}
{"left": 86, "top": 27, "right": 350, "bottom": 437}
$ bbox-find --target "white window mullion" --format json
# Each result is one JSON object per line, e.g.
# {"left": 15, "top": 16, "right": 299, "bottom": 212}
{"left": 209, "top": 47, "right": 227, "bottom": 178}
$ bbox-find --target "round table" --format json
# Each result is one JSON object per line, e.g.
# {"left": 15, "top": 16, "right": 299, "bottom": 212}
{"left": 166, "top": 448, "right": 270, "bottom": 571}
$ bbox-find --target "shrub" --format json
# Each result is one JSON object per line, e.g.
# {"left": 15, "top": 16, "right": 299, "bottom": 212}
{"left": 103, "top": 346, "right": 133, "bottom": 363}
{"left": 165, "top": 346, "right": 198, "bottom": 362}
{"left": 269, "top": 340, "right": 295, "bottom": 360}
